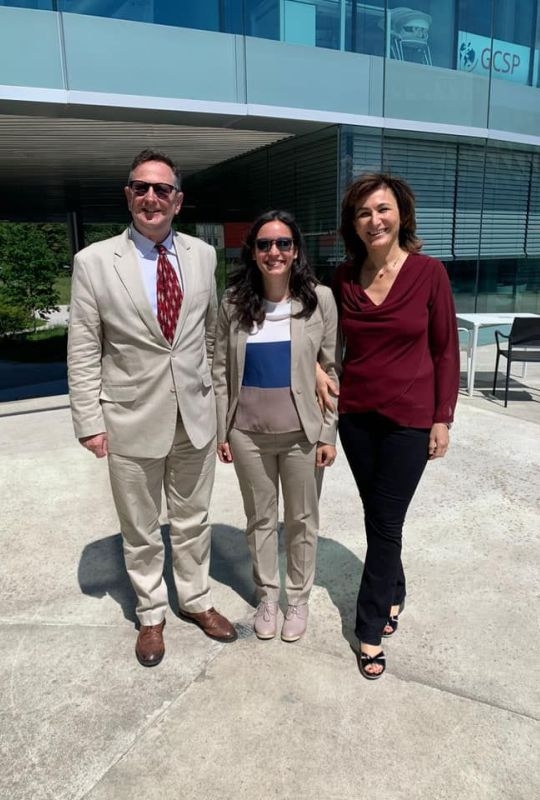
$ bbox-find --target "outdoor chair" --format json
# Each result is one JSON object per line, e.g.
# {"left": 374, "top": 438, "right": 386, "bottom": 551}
{"left": 492, "top": 317, "right": 540, "bottom": 406}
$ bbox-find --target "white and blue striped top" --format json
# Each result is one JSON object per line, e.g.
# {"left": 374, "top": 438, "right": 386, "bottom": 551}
{"left": 234, "top": 299, "right": 302, "bottom": 434}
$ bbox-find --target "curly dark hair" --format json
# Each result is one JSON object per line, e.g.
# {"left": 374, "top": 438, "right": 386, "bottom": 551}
{"left": 227, "top": 210, "right": 318, "bottom": 329}
{"left": 340, "top": 172, "right": 422, "bottom": 264}
{"left": 128, "top": 148, "right": 182, "bottom": 190}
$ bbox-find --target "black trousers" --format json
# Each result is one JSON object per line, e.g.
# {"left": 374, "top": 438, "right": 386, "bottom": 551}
{"left": 339, "top": 413, "right": 430, "bottom": 645}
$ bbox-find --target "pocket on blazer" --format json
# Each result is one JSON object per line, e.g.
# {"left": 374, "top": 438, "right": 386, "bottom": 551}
{"left": 200, "top": 371, "right": 213, "bottom": 392}
{"left": 99, "top": 384, "right": 138, "bottom": 402}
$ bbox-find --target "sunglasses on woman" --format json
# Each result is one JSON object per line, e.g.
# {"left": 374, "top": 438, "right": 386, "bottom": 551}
{"left": 255, "top": 237, "right": 294, "bottom": 253}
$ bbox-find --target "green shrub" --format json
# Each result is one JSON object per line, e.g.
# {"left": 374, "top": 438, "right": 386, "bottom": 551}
{"left": 0, "top": 303, "right": 33, "bottom": 336}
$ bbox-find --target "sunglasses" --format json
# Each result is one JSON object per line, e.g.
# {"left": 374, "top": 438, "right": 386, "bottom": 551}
{"left": 129, "top": 180, "right": 178, "bottom": 199}
{"left": 255, "top": 237, "right": 294, "bottom": 253}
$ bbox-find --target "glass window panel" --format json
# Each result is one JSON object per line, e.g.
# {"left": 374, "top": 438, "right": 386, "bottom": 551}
{"left": 154, "top": 1, "right": 221, "bottom": 30}
{"left": 493, "top": 0, "right": 536, "bottom": 48}
{"left": 457, "top": 0, "right": 493, "bottom": 38}
{"left": 59, "top": 1, "right": 153, "bottom": 24}
{"left": 454, "top": 144, "right": 484, "bottom": 259}
{"left": 283, "top": 0, "right": 317, "bottom": 45}
{"left": 345, "top": 1, "right": 385, "bottom": 56}
{"left": 480, "top": 147, "right": 529, "bottom": 257}
{"left": 340, "top": 126, "right": 383, "bottom": 189}
{"left": 244, "top": 0, "right": 280, "bottom": 40}
{"left": 381, "top": 133, "right": 456, "bottom": 259}
{"left": 491, "top": 0, "right": 536, "bottom": 84}
{"left": 527, "top": 153, "right": 540, "bottom": 256}
{"left": 59, "top": 1, "right": 243, "bottom": 31}
{"left": 387, "top": 1, "right": 455, "bottom": 69}
{"left": 1, "top": 1, "right": 54, "bottom": 7}
{"left": 246, "top": 1, "right": 342, "bottom": 49}
{"left": 474, "top": 257, "right": 540, "bottom": 313}
{"left": 517, "top": 257, "right": 540, "bottom": 312}
{"left": 536, "top": 6, "right": 540, "bottom": 86}
{"left": 446, "top": 259, "right": 478, "bottom": 313}
{"left": 314, "top": 0, "right": 341, "bottom": 50}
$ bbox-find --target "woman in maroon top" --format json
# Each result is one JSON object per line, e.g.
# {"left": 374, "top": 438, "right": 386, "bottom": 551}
{"left": 324, "top": 173, "right": 459, "bottom": 679}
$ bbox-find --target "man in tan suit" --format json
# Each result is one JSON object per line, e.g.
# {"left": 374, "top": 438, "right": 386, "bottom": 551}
{"left": 68, "top": 149, "right": 237, "bottom": 666}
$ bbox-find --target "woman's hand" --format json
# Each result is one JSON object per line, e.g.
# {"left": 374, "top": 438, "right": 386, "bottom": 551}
{"left": 428, "top": 423, "right": 450, "bottom": 460}
{"left": 316, "top": 443, "right": 337, "bottom": 467}
{"left": 217, "top": 442, "right": 233, "bottom": 463}
{"left": 315, "top": 362, "right": 339, "bottom": 413}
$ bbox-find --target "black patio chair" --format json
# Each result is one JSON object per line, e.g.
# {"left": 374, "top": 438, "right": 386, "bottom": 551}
{"left": 492, "top": 317, "right": 540, "bottom": 406}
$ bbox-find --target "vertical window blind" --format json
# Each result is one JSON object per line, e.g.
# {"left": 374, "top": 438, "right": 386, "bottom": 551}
{"left": 526, "top": 153, "right": 540, "bottom": 256}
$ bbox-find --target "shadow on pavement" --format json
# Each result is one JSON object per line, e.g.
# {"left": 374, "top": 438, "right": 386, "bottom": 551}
{"left": 78, "top": 530, "right": 138, "bottom": 625}
{"left": 78, "top": 524, "right": 256, "bottom": 626}
{"left": 78, "top": 523, "right": 361, "bottom": 647}
{"left": 315, "top": 535, "right": 363, "bottom": 645}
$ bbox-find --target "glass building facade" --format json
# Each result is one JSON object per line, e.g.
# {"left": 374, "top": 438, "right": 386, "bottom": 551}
{"left": 4, "top": 1, "right": 539, "bottom": 86}
{"left": 0, "top": 0, "right": 539, "bottom": 311}
{"left": 5, "top": 1, "right": 540, "bottom": 88}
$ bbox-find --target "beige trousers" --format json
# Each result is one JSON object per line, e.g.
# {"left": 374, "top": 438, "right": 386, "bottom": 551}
{"left": 108, "top": 414, "right": 216, "bottom": 626}
{"left": 229, "top": 428, "right": 323, "bottom": 605}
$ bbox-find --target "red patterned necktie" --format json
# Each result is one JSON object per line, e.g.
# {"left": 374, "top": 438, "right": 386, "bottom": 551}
{"left": 156, "top": 244, "right": 182, "bottom": 343}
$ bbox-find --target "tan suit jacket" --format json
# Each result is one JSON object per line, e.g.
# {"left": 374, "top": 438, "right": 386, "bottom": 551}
{"left": 68, "top": 229, "right": 217, "bottom": 458}
{"left": 212, "top": 284, "right": 340, "bottom": 446}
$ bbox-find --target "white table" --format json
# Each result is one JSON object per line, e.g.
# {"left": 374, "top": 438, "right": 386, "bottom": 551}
{"left": 456, "top": 313, "right": 540, "bottom": 396}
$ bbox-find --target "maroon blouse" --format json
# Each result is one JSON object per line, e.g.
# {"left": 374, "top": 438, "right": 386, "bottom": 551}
{"left": 333, "top": 253, "right": 460, "bottom": 428}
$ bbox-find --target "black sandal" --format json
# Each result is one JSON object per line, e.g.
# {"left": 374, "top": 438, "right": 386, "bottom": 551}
{"left": 383, "top": 602, "right": 404, "bottom": 637}
{"left": 357, "top": 649, "right": 386, "bottom": 680}
{"left": 382, "top": 614, "right": 399, "bottom": 638}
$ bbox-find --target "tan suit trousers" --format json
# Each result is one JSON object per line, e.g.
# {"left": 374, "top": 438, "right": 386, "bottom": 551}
{"left": 108, "top": 414, "right": 216, "bottom": 625}
{"left": 229, "top": 428, "right": 323, "bottom": 605}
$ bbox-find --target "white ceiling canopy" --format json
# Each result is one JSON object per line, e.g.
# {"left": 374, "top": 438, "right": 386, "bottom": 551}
{"left": 0, "top": 113, "right": 298, "bottom": 221}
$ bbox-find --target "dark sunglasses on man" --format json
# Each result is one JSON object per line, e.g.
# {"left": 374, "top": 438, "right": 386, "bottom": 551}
{"left": 129, "top": 180, "right": 178, "bottom": 199}
{"left": 255, "top": 237, "right": 294, "bottom": 253}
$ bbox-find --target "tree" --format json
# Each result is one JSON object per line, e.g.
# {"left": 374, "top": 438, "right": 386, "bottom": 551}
{"left": 0, "top": 301, "right": 32, "bottom": 336}
{"left": 85, "top": 223, "right": 126, "bottom": 246}
{"left": 40, "top": 223, "right": 71, "bottom": 270}
{"left": 0, "top": 223, "right": 60, "bottom": 333}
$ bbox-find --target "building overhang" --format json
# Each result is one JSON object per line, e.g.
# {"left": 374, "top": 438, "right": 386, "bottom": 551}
{"left": 0, "top": 90, "right": 332, "bottom": 222}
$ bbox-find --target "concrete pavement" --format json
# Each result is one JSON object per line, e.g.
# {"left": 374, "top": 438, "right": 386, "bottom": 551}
{"left": 0, "top": 350, "right": 539, "bottom": 800}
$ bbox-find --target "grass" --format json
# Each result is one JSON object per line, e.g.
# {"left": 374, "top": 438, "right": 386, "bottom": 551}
{"left": 1, "top": 326, "right": 67, "bottom": 362}
{"left": 54, "top": 273, "right": 72, "bottom": 305}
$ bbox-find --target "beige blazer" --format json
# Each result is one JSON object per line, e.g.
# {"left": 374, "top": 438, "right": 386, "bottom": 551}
{"left": 212, "top": 284, "right": 340, "bottom": 446}
{"left": 68, "top": 229, "right": 217, "bottom": 458}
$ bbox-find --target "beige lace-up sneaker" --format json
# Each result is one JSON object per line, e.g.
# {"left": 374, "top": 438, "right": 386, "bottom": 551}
{"left": 281, "top": 604, "right": 309, "bottom": 642}
{"left": 254, "top": 601, "right": 279, "bottom": 639}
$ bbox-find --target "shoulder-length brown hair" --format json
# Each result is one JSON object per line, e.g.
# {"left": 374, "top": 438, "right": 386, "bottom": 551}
{"left": 340, "top": 172, "right": 422, "bottom": 264}
{"left": 227, "top": 209, "right": 318, "bottom": 329}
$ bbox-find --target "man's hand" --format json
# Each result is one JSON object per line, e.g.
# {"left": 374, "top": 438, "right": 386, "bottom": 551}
{"left": 217, "top": 442, "right": 233, "bottom": 463}
{"left": 428, "top": 423, "right": 450, "bottom": 460}
{"left": 316, "top": 444, "right": 337, "bottom": 467}
{"left": 79, "top": 433, "right": 108, "bottom": 459}
{"left": 315, "top": 362, "right": 339, "bottom": 413}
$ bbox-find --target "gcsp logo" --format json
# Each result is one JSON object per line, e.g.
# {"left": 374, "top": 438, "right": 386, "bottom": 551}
{"left": 458, "top": 40, "right": 478, "bottom": 72}
{"left": 457, "top": 32, "right": 529, "bottom": 83}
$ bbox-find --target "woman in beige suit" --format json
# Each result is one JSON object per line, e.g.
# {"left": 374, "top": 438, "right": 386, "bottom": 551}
{"left": 212, "top": 210, "right": 340, "bottom": 642}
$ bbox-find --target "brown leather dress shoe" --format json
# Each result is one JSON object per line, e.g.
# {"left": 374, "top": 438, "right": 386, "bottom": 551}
{"left": 179, "top": 607, "right": 237, "bottom": 642}
{"left": 135, "top": 620, "right": 166, "bottom": 667}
